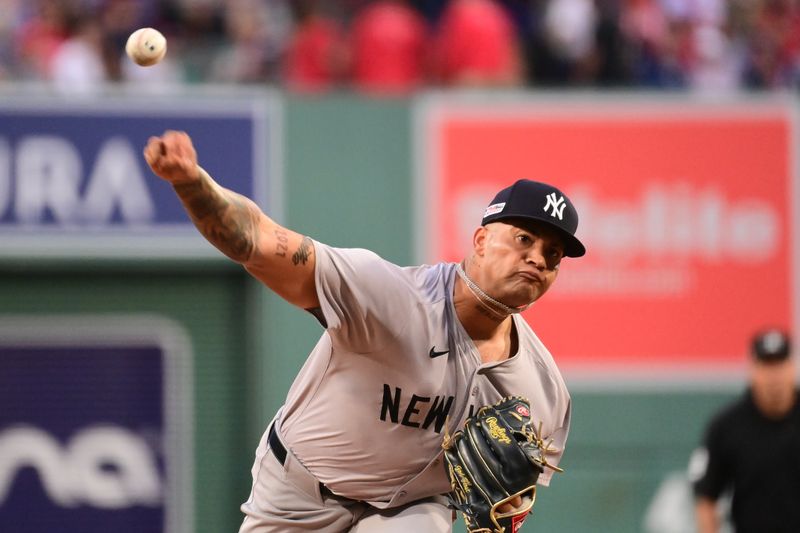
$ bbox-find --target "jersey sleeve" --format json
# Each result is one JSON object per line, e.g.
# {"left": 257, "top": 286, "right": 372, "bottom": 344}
{"left": 691, "top": 416, "right": 731, "bottom": 500}
{"left": 312, "top": 240, "right": 415, "bottom": 352}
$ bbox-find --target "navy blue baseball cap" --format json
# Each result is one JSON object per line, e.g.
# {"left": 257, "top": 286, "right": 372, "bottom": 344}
{"left": 481, "top": 179, "right": 586, "bottom": 257}
{"left": 751, "top": 329, "right": 792, "bottom": 362}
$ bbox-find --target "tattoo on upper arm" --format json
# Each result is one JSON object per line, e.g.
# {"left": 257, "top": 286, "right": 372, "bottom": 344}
{"left": 292, "top": 236, "right": 313, "bottom": 266}
{"left": 274, "top": 228, "right": 289, "bottom": 257}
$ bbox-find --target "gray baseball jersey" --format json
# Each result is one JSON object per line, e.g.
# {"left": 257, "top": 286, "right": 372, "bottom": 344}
{"left": 277, "top": 241, "right": 571, "bottom": 509}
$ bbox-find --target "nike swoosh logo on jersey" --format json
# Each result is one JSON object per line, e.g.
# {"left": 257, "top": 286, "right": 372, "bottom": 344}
{"left": 429, "top": 347, "right": 449, "bottom": 358}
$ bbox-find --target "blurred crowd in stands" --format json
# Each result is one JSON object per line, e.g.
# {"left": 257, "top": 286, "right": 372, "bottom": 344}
{"left": 1, "top": 0, "right": 798, "bottom": 95}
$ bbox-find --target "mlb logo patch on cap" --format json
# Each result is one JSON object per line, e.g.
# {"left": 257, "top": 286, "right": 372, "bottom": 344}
{"left": 483, "top": 202, "right": 506, "bottom": 218}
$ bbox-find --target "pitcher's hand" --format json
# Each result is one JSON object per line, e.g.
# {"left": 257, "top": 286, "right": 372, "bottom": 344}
{"left": 144, "top": 130, "right": 200, "bottom": 185}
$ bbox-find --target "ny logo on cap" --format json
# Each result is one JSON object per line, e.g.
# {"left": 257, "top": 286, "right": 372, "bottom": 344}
{"left": 543, "top": 192, "right": 566, "bottom": 220}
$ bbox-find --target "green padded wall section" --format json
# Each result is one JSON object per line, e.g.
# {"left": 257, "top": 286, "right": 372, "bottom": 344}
{"left": 256, "top": 95, "right": 415, "bottom": 416}
{"left": 516, "top": 389, "right": 738, "bottom": 532}
{"left": 0, "top": 264, "right": 252, "bottom": 533}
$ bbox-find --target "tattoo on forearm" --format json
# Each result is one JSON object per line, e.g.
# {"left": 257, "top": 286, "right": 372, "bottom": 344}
{"left": 274, "top": 228, "right": 289, "bottom": 257}
{"left": 173, "top": 178, "right": 257, "bottom": 262}
{"left": 292, "top": 236, "right": 313, "bottom": 265}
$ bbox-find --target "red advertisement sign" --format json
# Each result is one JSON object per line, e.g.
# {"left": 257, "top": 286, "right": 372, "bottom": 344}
{"left": 421, "top": 100, "right": 795, "bottom": 373}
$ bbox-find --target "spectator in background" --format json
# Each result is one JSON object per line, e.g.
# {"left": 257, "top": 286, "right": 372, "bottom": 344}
{"left": 49, "top": 13, "right": 108, "bottom": 93}
{"left": 349, "top": 0, "right": 429, "bottom": 95}
{"left": 0, "top": 0, "right": 26, "bottom": 80}
{"left": 433, "top": 0, "right": 522, "bottom": 87}
{"left": 742, "top": 0, "right": 800, "bottom": 89}
{"left": 99, "top": 0, "right": 150, "bottom": 82}
{"left": 172, "top": 0, "right": 226, "bottom": 83}
{"left": 539, "top": 0, "right": 599, "bottom": 85}
{"left": 14, "top": 0, "right": 70, "bottom": 81}
{"left": 689, "top": 329, "right": 800, "bottom": 533}
{"left": 595, "top": 0, "right": 631, "bottom": 86}
{"left": 619, "top": 0, "right": 686, "bottom": 87}
{"left": 282, "top": 0, "right": 346, "bottom": 92}
{"left": 210, "top": 0, "right": 287, "bottom": 84}
{"left": 686, "top": 22, "right": 740, "bottom": 93}
{"left": 661, "top": 0, "right": 742, "bottom": 92}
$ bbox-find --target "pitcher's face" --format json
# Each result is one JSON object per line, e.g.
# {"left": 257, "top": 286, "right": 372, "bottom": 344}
{"left": 472, "top": 219, "right": 565, "bottom": 308}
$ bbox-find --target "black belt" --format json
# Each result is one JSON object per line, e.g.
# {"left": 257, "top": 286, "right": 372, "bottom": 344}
{"left": 268, "top": 424, "right": 288, "bottom": 466}
{"left": 268, "top": 424, "right": 333, "bottom": 497}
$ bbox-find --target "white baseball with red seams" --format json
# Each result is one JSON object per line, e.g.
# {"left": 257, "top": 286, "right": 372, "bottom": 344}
{"left": 125, "top": 28, "right": 167, "bottom": 66}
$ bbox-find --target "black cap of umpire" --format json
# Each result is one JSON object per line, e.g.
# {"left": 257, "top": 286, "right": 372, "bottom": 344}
{"left": 751, "top": 329, "right": 792, "bottom": 362}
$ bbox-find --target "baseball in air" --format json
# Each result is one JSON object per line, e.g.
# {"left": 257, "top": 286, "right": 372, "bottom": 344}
{"left": 125, "top": 27, "right": 167, "bottom": 66}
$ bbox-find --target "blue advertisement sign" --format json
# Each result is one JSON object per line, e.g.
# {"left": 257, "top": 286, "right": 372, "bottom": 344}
{"left": 0, "top": 91, "right": 278, "bottom": 258}
{"left": 0, "top": 317, "right": 193, "bottom": 533}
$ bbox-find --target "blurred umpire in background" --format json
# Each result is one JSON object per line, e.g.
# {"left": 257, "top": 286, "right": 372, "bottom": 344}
{"left": 690, "top": 329, "right": 799, "bottom": 533}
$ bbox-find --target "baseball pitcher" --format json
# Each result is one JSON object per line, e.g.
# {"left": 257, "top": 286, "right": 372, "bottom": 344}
{"left": 144, "top": 130, "right": 586, "bottom": 532}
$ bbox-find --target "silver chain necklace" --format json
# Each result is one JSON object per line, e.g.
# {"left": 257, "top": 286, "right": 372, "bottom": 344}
{"left": 455, "top": 262, "right": 532, "bottom": 316}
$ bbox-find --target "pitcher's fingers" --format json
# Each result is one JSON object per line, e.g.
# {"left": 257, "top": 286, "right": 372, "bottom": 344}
{"left": 162, "top": 130, "right": 186, "bottom": 150}
{"left": 143, "top": 136, "right": 163, "bottom": 166}
{"left": 171, "top": 131, "right": 194, "bottom": 160}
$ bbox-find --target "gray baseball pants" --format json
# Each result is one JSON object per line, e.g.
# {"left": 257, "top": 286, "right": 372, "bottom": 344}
{"left": 238, "top": 421, "right": 453, "bottom": 533}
